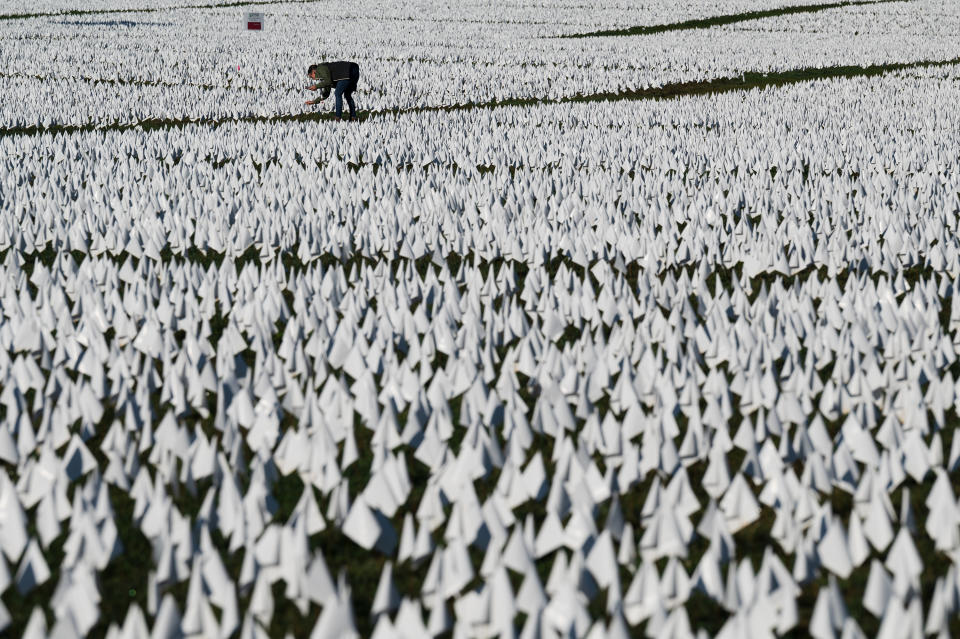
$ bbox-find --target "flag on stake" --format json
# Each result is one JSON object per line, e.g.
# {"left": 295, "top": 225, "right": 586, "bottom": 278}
{"left": 246, "top": 12, "right": 264, "bottom": 30}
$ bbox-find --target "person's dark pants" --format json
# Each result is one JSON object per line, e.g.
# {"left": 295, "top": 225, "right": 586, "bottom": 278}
{"left": 334, "top": 63, "right": 360, "bottom": 119}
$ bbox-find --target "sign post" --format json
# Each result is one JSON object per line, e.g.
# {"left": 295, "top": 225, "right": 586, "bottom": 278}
{"left": 246, "top": 12, "right": 264, "bottom": 30}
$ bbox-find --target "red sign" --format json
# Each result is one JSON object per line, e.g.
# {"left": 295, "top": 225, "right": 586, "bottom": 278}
{"left": 247, "top": 21, "right": 262, "bottom": 30}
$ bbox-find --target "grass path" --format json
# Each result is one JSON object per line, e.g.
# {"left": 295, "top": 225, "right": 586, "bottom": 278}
{"left": 1, "top": 55, "right": 958, "bottom": 138}
{"left": 562, "top": 0, "right": 907, "bottom": 38}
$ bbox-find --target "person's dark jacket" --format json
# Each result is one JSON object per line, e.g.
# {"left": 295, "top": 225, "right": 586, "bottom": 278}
{"left": 313, "top": 61, "right": 357, "bottom": 98}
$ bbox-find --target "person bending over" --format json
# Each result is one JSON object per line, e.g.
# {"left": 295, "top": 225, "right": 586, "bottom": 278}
{"left": 306, "top": 61, "right": 360, "bottom": 120}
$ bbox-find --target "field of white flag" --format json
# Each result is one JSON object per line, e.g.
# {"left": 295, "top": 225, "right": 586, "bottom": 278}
{"left": 2, "top": 0, "right": 960, "bottom": 637}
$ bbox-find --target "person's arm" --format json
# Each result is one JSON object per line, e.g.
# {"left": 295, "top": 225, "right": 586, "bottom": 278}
{"left": 306, "top": 65, "right": 332, "bottom": 105}
{"left": 307, "top": 87, "right": 331, "bottom": 105}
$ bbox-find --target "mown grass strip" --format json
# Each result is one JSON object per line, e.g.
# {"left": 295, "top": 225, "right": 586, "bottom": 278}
{"left": 2, "top": 55, "right": 958, "bottom": 138}
{"left": 563, "top": 0, "right": 906, "bottom": 38}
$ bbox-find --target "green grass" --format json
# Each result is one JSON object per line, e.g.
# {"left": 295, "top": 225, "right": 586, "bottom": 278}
{"left": 562, "top": 0, "right": 907, "bottom": 38}
{"left": 2, "top": 55, "right": 958, "bottom": 139}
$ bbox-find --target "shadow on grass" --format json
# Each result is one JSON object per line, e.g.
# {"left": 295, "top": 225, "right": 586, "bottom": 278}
{"left": 2, "top": 55, "right": 958, "bottom": 139}
{"left": 561, "top": 0, "right": 906, "bottom": 39}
